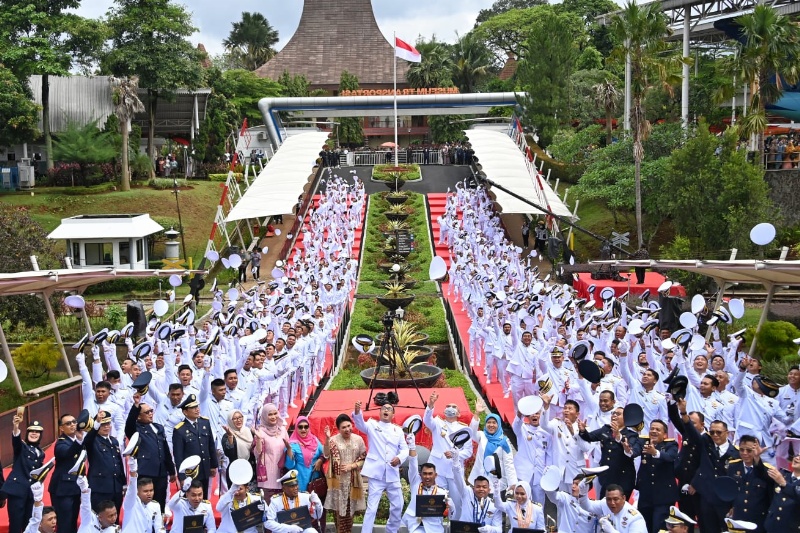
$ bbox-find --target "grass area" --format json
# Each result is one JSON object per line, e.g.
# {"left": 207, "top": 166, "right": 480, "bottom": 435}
{"left": 0, "top": 371, "right": 74, "bottom": 413}
{"left": 360, "top": 192, "right": 432, "bottom": 282}
{"left": 373, "top": 164, "right": 421, "bottom": 181}
{"left": 1, "top": 181, "right": 223, "bottom": 266}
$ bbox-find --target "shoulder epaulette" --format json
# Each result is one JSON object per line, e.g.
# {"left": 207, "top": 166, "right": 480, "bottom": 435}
{"left": 457, "top": 421, "right": 467, "bottom": 426}
{"left": 764, "top": 463, "right": 775, "bottom": 469}
{"left": 533, "top": 501, "right": 542, "bottom": 507}
{"left": 728, "top": 458, "right": 742, "bottom": 463}
{"left": 58, "top": 437, "right": 65, "bottom": 441}
{"left": 639, "top": 435, "right": 649, "bottom": 439}
{"left": 203, "top": 499, "right": 211, "bottom": 504}
{"left": 628, "top": 508, "right": 638, "bottom": 515}
{"left": 176, "top": 421, "right": 185, "bottom": 429}
{"left": 272, "top": 493, "right": 282, "bottom": 499}
{"left": 200, "top": 416, "right": 209, "bottom": 420}
{"left": 664, "top": 438, "right": 676, "bottom": 442}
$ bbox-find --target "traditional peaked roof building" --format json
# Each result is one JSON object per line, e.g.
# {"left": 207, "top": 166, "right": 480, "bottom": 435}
{"left": 254, "top": 0, "right": 409, "bottom": 90}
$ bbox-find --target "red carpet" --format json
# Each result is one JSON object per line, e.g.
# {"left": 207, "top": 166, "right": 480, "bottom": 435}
{"left": 427, "top": 194, "right": 516, "bottom": 425}
{"left": 308, "top": 387, "right": 472, "bottom": 449}
{"left": 573, "top": 272, "right": 686, "bottom": 300}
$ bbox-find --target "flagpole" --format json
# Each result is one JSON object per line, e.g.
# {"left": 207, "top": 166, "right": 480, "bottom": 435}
{"left": 393, "top": 31, "right": 399, "bottom": 166}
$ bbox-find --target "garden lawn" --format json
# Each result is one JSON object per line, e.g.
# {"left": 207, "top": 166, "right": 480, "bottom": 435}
{"left": 0, "top": 180, "right": 222, "bottom": 266}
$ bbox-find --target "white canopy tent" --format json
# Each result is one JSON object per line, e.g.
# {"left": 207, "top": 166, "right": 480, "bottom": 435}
{"left": 226, "top": 132, "right": 329, "bottom": 222}
{"left": 464, "top": 129, "right": 574, "bottom": 218}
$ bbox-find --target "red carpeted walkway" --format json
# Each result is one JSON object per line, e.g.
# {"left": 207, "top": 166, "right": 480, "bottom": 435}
{"left": 573, "top": 271, "right": 686, "bottom": 300}
{"left": 307, "top": 387, "right": 472, "bottom": 450}
{"left": 428, "top": 194, "right": 517, "bottom": 425}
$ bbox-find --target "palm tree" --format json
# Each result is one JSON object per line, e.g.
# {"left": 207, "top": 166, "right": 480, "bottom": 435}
{"left": 406, "top": 41, "right": 453, "bottom": 89}
{"left": 110, "top": 76, "right": 145, "bottom": 191}
{"left": 450, "top": 32, "right": 494, "bottom": 93}
{"left": 611, "top": 1, "right": 677, "bottom": 248}
{"left": 223, "top": 12, "right": 279, "bottom": 71}
{"left": 593, "top": 77, "right": 621, "bottom": 146}
{"left": 733, "top": 5, "right": 800, "bottom": 162}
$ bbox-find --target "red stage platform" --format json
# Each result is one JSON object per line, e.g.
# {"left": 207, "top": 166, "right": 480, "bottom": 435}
{"left": 308, "top": 387, "right": 472, "bottom": 449}
{"left": 573, "top": 271, "right": 686, "bottom": 300}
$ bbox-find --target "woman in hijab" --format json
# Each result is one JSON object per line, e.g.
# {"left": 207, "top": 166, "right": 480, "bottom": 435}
{"left": 493, "top": 480, "right": 545, "bottom": 530}
{"left": 222, "top": 409, "right": 255, "bottom": 487}
{"left": 253, "top": 402, "right": 288, "bottom": 498}
{"left": 469, "top": 409, "right": 518, "bottom": 492}
{"left": 284, "top": 415, "right": 324, "bottom": 490}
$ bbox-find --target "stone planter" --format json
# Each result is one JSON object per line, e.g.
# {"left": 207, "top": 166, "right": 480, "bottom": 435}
{"left": 386, "top": 193, "right": 410, "bottom": 206}
{"left": 406, "top": 345, "right": 434, "bottom": 363}
{"left": 384, "top": 211, "right": 410, "bottom": 222}
{"left": 384, "top": 179, "right": 406, "bottom": 192}
{"left": 360, "top": 364, "right": 443, "bottom": 388}
{"left": 377, "top": 294, "right": 415, "bottom": 310}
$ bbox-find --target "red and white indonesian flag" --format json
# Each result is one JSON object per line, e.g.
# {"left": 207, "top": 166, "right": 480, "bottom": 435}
{"left": 395, "top": 37, "right": 422, "bottom": 63}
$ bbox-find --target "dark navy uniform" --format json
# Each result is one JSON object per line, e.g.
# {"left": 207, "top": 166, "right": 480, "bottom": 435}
{"left": 679, "top": 415, "right": 740, "bottom": 533}
{"left": 578, "top": 425, "right": 642, "bottom": 498}
{"left": 172, "top": 416, "right": 218, "bottom": 498}
{"left": 668, "top": 401, "right": 702, "bottom": 522}
{"left": 125, "top": 403, "right": 176, "bottom": 511}
{"left": 48, "top": 435, "right": 83, "bottom": 533}
{"left": 636, "top": 439, "right": 679, "bottom": 533}
{"left": 764, "top": 470, "right": 799, "bottom": 533}
{"left": 726, "top": 459, "right": 774, "bottom": 533}
{"left": 84, "top": 428, "right": 125, "bottom": 513}
{"left": 1, "top": 433, "right": 45, "bottom": 533}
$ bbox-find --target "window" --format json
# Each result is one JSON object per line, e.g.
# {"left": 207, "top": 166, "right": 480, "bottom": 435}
{"left": 84, "top": 243, "right": 113, "bottom": 266}
{"left": 136, "top": 239, "right": 144, "bottom": 262}
{"left": 119, "top": 242, "right": 130, "bottom": 266}
{"left": 71, "top": 243, "right": 82, "bottom": 263}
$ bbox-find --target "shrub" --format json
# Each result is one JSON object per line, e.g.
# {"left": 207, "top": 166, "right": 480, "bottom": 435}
{"left": 105, "top": 304, "right": 126, "bottom": 329}
{"left": 755, "top": 321, "right": 800, "bottom": 362}
{"left": 13, "top": 340, "right": 61, "bottom": 378}
{"left": 84, "top": 277, "right": 161, "bottom": 295}
{"left": 149, "top": 178, "right": 187, "bottom": 190}
{"left": 208, "top": 173, "right": 243, "bottom": 182}
{"left": 373, "top": 164, "right": 421, "bottom": 181}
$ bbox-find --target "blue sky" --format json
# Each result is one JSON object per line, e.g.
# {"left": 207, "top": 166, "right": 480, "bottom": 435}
{"left": 74, "top": 0, "right": 498, "bottom": 57}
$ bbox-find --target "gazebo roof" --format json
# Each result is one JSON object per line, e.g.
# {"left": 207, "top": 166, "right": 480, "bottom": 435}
{"left": 254, "top": 0, "right": 409, "bottom": 88}
{"left": 47, "top": 214, "right": 164, "bottom": 240}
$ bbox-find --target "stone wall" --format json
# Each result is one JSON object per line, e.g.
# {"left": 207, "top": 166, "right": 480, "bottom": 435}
{"left": 765, "top": 169, "right": 800, "bottom": 225}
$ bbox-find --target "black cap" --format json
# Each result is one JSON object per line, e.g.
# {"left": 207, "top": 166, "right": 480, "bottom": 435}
{"left": 754, "top": 375, "right": 780, "bottom": 398}
{"left": 578, "top": 359, "right": 604, "bottom": 384}
{"left": 179, "top": 394, "right": 199, "bottom": 410}
{"left": 623, "top": 404, "right": 644, "bottom": 428}
{"left": 76, "top": 409, "right": 93, "bottom": 432}
{"left": 668, "top": 376, "right": 689, "bottom": 400}
{"left": 132, "top": 371, "right": 152, "bottom": 395}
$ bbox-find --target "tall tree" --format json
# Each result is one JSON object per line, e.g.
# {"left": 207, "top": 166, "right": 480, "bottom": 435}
{"left": 450, "top": 32, "right": 494, "bottom": 93}
{"left": 516, "top": 6, "right": 584, "bottom": 147}
{"left": 593, "top": 76, "right": 622, "bottom": 145}
{"left": 110, "top": 76, "right": 145, "bottom": 191}
{"left": 0, "top": 0, "right": 105, "bottom": 171}
{"left": 476, "top": 0, "right": 546, "bottom": 24}
{"left": 406, "top": 40, "right": 454, "bottom": 89}
{"left": 104, "top": 0, "right": 204, "bottom": 179}
{"left": 611, "top": 1, "right": 677, "bottom": 248}
{"left": 337, "top": 71, "right": 363, "bottom": 146}
{"left": 473, "top": 7, "right": 542, "bottom": 61}
{"left": 729, "top": 5, "right": 800, "bottom": 161}
{"left": 223, "top": 12, "right": 279, "bottom": 71}
{"left": 0, "top": 65, "right": 40, "bottom": 147}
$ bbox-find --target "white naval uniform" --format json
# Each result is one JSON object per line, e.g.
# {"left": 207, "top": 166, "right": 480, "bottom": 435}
{"left": 264, "top": 491, "right": 323, "bottom": 533}
{"left": 78, "top": 488, "right": 118, "bottom": 533}
{"left": 779, "top": 384, "right": 800, "bottom": 426}
{"left": 216, "top": 487, "right": 263, "bottom": 533}
{"left": 23, "top": 505, "right": 44, "bottom": 533}
{"left": 120, "top": 479, "right": 163, "bottom": 533}
{"left": 402, "top": 455, "right": 450, "bottom": 533}
{"left": 511, "top": 416, "right": 552, "bottom": 502}
{"left": 352, "top": 410, "right": 409, "bottom": 533}
{"left": 546, "top": 417, "right": 590, "bottom": 492}
{"left": 423, "top": 407, "right": 475, "bottom": 491}
{"left": 544, "top": 490, "right": 594, "bottom": 533}
{"left": 167, "top": 493, "right": 217, "bottom": 533}
{"left": 493, "top": 493, "right": 544, "bottom": 530}
{"left": 578, "top": 497, "right": 647, "bottom": 533}
{"left": 450, "top": 462, "right": 502, "bottom": 533}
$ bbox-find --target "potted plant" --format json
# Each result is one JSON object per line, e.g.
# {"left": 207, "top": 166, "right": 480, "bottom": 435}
{"left": 384, "top": 172, "right": 406, "bottom": 192}
{"left": 376, "top": 281, "right": 415, "bottom": 310}
{"left": 386, "top": 191, "right": 410, "bottom": 206}
{"left": 384, "top": 204, "right": 410, "bottom": 222}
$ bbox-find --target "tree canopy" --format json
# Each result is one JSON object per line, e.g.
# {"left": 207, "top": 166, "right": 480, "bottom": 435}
{"left": 0, "top": 65, "right": 40, "bottom": 147}
{"left": 223, "top": 12, "right": 280, "bottom": 71}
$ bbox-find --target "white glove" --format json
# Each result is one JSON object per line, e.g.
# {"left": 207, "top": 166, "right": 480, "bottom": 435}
{"left": 405, "top": 432, "right": 416, "bottom": 448}
{"left": 128, "top": 457, "right": 138, "bottom": 473}
{"left": 310, "top": 490, "right": 322, "bottom": 507}
{"left": 75, "top": 352, "right": 85, "bottom": 365}
{"left": 578, "top": 478, "right": 591, "bottom": 496}
{"left": 229, "top": 484, "right": 240, "bottom": 493}
{"left": 598, "top": 517, "right": 614, "bottom": 533}
{"left": 31, "top": 482, "right": 44, "bottom": 502}
{"left": 182, "top": 476, "right": 193, "bottom": 492}
{"left": 76, "top": 476, "right": 89, "bottom": 492}
{"left": 290, "top": 526, "right": 304, "bottom": 533}
{"left": 91, "top": 344, "right": 101, "bottom": 361}
{"left": 478, "top": 526, "right": 491, "bottom": 533}
{"left": 681, "top": 484, "right": 690, "bottom": 493}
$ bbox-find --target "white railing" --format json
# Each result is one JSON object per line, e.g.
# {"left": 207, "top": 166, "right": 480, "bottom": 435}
{"left": 344, "top": 150, "right": 443, "bottom": 166}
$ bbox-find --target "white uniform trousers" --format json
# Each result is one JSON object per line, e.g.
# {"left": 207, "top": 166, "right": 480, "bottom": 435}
{"left": 362, "top": 477, "right": 404, "bottom": 533}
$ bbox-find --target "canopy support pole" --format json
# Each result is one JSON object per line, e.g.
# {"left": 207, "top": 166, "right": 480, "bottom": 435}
{"left": 0, "top": 320, "right": 24, "bottom": 395}
{"left": 705, "top": 278, "right": 728, "bottom": 342}
{"left": 748, "top": 282, "right": 776, "bottom": 358}
{"left": 42, "top": 290, "right": 74, "bottom": 378}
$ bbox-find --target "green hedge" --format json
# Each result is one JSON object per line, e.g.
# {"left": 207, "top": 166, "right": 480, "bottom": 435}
{"left": 208, "top": 173, "right": 243, "bottom": 182}
{"left": 373, "top": 164, "right": 421, "bottom": 181}
{"left": 84, "top": 276, "right": 161, "bottom": 295}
